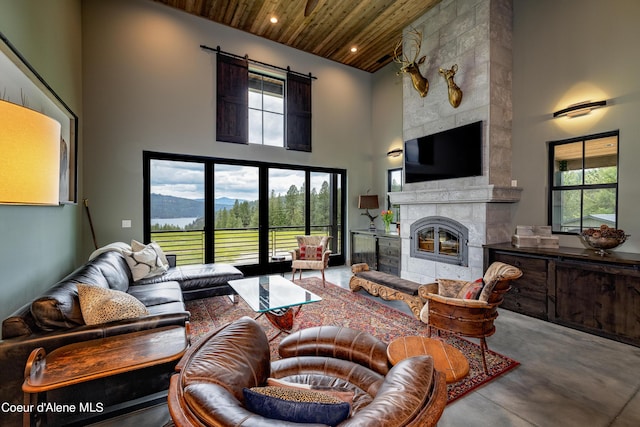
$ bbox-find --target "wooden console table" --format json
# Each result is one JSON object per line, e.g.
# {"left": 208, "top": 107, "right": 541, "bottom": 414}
{"left": 484, "top": 243, "right": 640, "bottom": 347}
{"left": 22, "top": 325, "right": 189, "bottom": 427}
{"left": 350, "top": 229, "right": 400, "bottom": 275}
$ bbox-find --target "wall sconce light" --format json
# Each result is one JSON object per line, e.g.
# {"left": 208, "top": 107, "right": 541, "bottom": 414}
{"left": 386, "top": 148, "right": 403, "bottom": 157}
{"left": 0, "top": 100, "right": 61, "bottom": 205}
{"left": 358, "top": 194, "right": 379, "bottom": 230}
{"left": 553, "top": 100, "right": 607, "bottom": 118}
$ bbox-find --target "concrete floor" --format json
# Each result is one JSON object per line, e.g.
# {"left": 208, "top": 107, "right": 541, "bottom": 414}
{"left": 94, "top": 265, "right": 640, "bottom": 427}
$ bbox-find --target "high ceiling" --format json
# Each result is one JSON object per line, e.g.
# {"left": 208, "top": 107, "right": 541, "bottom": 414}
{"left": 153, "top": 0, "right": 441, "bottom": 73}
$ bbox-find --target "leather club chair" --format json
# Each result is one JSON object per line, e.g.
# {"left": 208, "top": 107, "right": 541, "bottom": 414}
{"left": 418, "top": 261, "right": 523, "bottom": 374}
{"left": 168, "top": 317, "right": 447, "bottom": 426}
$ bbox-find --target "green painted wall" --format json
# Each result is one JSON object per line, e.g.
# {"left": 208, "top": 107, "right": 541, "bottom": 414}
{"left": 0, "top": 0, "right": 83, "bottom": 322}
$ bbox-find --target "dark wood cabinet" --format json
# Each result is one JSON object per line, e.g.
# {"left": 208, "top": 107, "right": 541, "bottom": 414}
{"left": 488, "top": 251, "right": 549, "bottom": 320}
{"left": 350, "top": 230, "right": 400, "bottom": 275}
{"left": 485, "top": 243, "right": 640, "bottom": 347}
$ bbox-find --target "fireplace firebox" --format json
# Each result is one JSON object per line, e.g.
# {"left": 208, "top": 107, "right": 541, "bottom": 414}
{"left": 410, "top": 216, "right": 468, "bottom": 266}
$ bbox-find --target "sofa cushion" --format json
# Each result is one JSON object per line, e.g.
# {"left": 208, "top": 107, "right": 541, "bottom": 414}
{"left": 243, "top": 386, "right": 351, "bottom": 426}
{"left": 77, "top": 283, "right": 149, "bottom": 325}
{"left": 126, "top": 281, "right": 184, "bottom": 307}
{"left": 133, "top": 263, "right": 244, "bottom": 291}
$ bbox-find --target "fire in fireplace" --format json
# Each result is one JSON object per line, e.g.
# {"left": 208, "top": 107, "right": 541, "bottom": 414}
{"left": 409, "top": 216, "right": 469, "bottom": 266}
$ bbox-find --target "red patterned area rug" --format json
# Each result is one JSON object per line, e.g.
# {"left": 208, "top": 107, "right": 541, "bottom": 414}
{"left": 185, "top": 277, "right": 520, "bottom": 403}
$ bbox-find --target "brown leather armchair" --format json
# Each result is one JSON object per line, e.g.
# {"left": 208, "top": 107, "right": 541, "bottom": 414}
{"left": 418, "top": 261, "right": 523, "bottom": 374}
{"left": 168, "top": 317, "right": 447, "bottom": 426}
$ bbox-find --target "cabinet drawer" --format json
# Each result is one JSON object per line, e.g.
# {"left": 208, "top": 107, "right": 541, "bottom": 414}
{"left": 502, "top": 293, "right": 547, "bottom": 320}
{"left": 378, "top": 262, "right": 399, "bottom": 275}
{"left": 493, "top": 252, "right": 546, "bottom": 272}
{"left": 378, "top": 238, "right": 400, "bottom": 249}
{"left": 379, "top": 244, "right": 400, "bottom": 258}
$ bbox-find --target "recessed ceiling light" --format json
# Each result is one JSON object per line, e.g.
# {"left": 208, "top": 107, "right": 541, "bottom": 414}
{"left": 350, "top": 46, "right": 358, "bottom": 53}
{"left": 270, "top": 16, "right": 278, "bottom": 24}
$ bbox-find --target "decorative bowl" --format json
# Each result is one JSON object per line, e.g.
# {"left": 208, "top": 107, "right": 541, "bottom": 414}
{"left": 580, "top": 227, "right": 628, "bottom": 256}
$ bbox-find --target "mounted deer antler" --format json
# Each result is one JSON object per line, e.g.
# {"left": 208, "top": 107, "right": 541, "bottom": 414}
{"left": 394, "top": 28, "right": 429, "bottom": 98}
{"left": 439, "top": 64, "right": 463, "bottom": 108}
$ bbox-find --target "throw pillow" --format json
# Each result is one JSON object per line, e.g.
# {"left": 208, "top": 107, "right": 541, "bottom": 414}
{"left": 77, "top": 283, "right": 148, "bottom": 325}
{"left": 124, "top": 240, "right": 170, "bottom": 281}
{"left": 243, "top": 386, "right": 350, "bottom": 426}
{"left": 299, "top": 244, "right": 324, "bottom": 260}
{"left": 457, "top": 278, "right": 485, "bottom": 299}
{"left": 266, "top": 378, "right": 355, "bottom": 405}
{"left": 438, "top": 278, "right": 484, "bottom": 300}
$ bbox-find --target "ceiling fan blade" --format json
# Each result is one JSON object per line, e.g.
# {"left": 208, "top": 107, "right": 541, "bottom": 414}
{"left": 304, "top": 0, "right": 319, "bottom": 17}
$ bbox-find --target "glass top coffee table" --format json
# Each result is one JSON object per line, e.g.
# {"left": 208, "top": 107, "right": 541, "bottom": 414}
{"left": 228, "top": 275, "right": 322, "bottom": 339}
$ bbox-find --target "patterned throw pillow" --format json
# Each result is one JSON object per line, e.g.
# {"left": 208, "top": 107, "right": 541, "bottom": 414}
{"left": 438, "top": 278, "right": 484, "bottom": 300}
{"left": 124, "top": 240, "right": 170, "bottom": 281}
{"left": 243, "top": 386, "right": 350, "bottom": 425}
{"left": 457, "top": 278, "right": 485, "bottom": 299}
{"left": 299, "top": 244, "right": 324, "bottom": 260}
{"left": 77, "top": 283, "right": 148, "bottom": 325}
{"left": 266, "top": 378, "right": 355, "bottom": 405}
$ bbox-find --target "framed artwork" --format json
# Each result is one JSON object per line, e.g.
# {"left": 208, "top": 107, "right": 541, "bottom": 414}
{"left": 0, "top": 32, "right": 78, "bottom": 204}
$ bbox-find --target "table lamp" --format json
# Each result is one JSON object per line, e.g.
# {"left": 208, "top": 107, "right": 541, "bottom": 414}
{"left": 358, "top": 194, "right": 379, "bottom": 230}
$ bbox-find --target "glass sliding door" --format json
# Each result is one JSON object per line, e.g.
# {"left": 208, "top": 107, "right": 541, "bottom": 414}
{"left": 268, "top": 168, "right": 305, "bottom": 260}
{"left": 149, "top": 159, "right": 205, "bottom": 265}
{"left": 145, "top": 152, "right": 346, "bottom": 273}
{"left": 213, "top": 164, "right": 260, "bottom": 265}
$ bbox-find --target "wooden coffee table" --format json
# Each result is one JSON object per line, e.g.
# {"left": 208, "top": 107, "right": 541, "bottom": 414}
{"left": 22, "top": 325, "right": 189, "bottom": 427}
{"left": 387, "top": 336, "right": 469, "bottom": 383}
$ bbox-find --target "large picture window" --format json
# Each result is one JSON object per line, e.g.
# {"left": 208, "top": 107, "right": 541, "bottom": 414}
{"left": 548, "top": 131, "right": 619, "bottom": 233}
{"left": 144, "top": 152, "right": 345, "bottom": 275}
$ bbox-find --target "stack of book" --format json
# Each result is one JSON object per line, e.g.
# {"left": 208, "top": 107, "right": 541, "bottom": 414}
{"left": 511, "top": 225, "right": 559, "bottom": 248}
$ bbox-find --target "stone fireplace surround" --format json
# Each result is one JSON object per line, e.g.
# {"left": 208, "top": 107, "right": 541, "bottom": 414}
{"left": 391, "top": 0, "right": 520, "bottom": 284}
{"left": 390, "top": 185, "right": 521, "bottom": 284}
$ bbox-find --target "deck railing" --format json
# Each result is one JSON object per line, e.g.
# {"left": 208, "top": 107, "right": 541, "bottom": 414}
{"left": 151, "top": 225, "right": 337, "bottom": 266}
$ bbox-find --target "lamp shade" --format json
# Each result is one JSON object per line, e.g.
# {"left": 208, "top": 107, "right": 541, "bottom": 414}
{"left": 0, "top": 100, "right": 61, "bottom": 205}
{"left": 358, "top": 195, "right": 379, "bottom": 210}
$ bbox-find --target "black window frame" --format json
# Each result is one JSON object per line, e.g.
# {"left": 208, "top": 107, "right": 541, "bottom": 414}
{"left": 547, "top": 130, "right": 619, "bottom": 234}
{"left": 143, "top": 151, "right": 345, "bottom": 275}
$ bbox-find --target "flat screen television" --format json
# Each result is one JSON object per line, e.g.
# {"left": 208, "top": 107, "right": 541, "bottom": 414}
{"left": 404, "top": 121, "right": 483, "bottom": 183}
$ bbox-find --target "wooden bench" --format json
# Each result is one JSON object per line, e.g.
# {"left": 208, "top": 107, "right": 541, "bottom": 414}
{"left": 349, "top": 263, "right": 425, "bottom": 318}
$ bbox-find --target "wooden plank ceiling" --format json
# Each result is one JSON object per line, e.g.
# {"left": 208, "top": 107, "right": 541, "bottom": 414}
{"left": 153, "top": 0, "right": 441, "bottom": 73}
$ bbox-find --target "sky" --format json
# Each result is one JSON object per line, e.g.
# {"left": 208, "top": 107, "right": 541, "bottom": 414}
{"left": 151, "top": 160, "right": 329, "bottom": 201}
